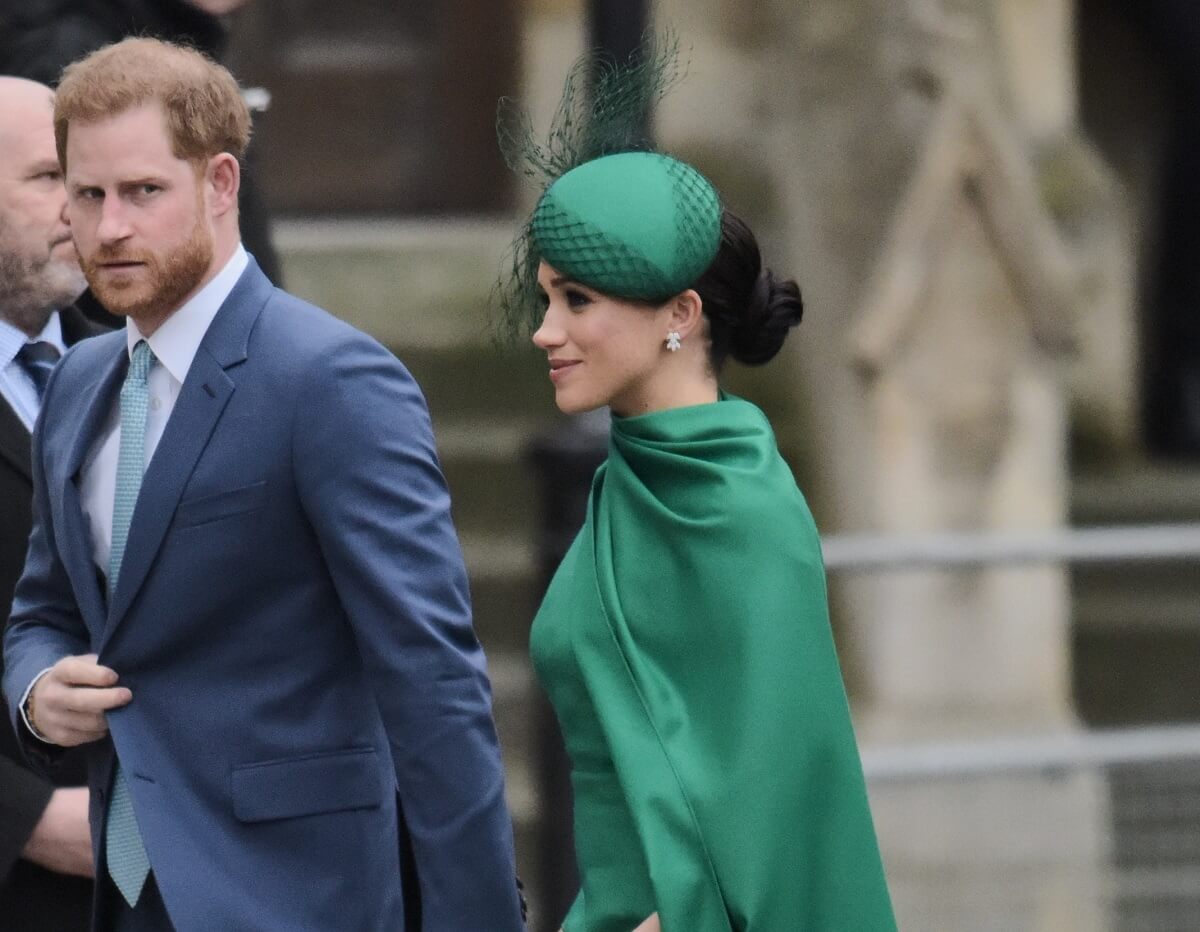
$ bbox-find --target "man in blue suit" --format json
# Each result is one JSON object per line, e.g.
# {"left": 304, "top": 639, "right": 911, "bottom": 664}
{"left": 2, "top": 37, "right": 526, "bottom": 931}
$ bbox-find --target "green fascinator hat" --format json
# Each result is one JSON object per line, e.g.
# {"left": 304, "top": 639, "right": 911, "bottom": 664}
{"left": 495, "top": 32, "right": 723, "bottom": 336}
{"left": 532, "top": 151, "right": 721, "bottom": 303}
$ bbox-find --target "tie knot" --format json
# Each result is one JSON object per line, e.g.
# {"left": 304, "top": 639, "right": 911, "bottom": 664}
{"left": 16, "top": 340, "right": 61, "bottom": 367}
{"left": 15, "top": 341, "right": 61, "bottom": 401}
{"left": 127, "top": 340, "right": 155, "bottom": 383}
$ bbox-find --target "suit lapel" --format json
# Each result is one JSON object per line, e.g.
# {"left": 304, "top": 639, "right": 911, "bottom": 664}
{"left": 64, "top": 341, "right": 127, "bottom": 480}
{"left": 0, "top": 398, "right": 31, "bottom": 482}
{"left": 59, "top": 304, "right": 107, "bottom": 344}
{"left": 58, "top": 341, "right": 127, "bottom": 634}
{"left": 100, "top": 260, "right": 272, "bottom": 643}
{"left": 102, "top": 350, "right": 235, "bottom": 636}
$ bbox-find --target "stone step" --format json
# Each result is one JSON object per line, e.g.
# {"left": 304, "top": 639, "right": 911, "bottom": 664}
{"left": 489, "top": 653, "right": 537, "bottom": 822}
{"left": 1071, "top": 460, "right": 1200, "bottom": 725}
{"left": 487, "top": 651, "right": 553, "bottom": 920}
{"left": 1073, "top": 557, "right": 1200, "bottom": 612}
{"left": 1075, "top": 627, "right": 1200, "bottom": 725}
{"left": 444, "top": 448, "right": 540, "bottom": 537}
{"left": 1073, "top": 590, "right": 1200, "bottom": 633}
{"left": 401, "top": 345, "right": 559, "bottom": 425}
{"left": 1070, "top": 463, "right": 1200, "bottom": 638}
{"left": 1072, "top": 465, "right": 1200, "bottom": 524}
{"left": 276, "top": 218, "right": 515, "bottom": 351}
{"left": 465, "top": 551, "right": 542, "bottom": 652}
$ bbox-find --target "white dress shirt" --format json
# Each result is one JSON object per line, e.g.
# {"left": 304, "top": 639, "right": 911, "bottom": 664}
{"left": 81, "top": 244, "right": 248, "bottom": 572}
{"left": 0, "top": 312, "right": 67, "bottom": 430}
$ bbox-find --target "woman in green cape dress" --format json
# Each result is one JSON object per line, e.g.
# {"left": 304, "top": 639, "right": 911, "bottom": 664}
{"left": 498, "top": 47, "right": 896, "bottom": 932}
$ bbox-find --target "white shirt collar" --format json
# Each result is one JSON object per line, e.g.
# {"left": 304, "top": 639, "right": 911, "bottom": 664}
{"left": 0, "top": 311, "right": 66, "bottom": 367}
{"left": 125, "top": 243, "right": 249, "bottom": 382}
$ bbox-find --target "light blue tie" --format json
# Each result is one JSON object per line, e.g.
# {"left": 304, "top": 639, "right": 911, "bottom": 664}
{"left": 105, "top": 340, "right": 155, "bottom": 907}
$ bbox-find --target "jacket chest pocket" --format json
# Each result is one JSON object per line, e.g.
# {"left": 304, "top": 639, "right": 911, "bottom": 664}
{"left": 174, "top": 480, "right": 268, "bottom": 530}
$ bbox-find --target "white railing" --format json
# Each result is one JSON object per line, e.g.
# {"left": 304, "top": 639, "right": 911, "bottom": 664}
{"left": 863, "top": 724, "right": 1200, "bottom": 782}
{"left": 823, "top": 521, "right": 1200, "bottom": 928}
{"left": 822, "top": 522, "right": 1200, "bottom": 572}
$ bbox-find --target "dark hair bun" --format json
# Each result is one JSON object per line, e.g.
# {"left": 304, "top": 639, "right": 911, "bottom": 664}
{"left": 693, "top": 211, "right": 804, "bottom": 369}
{"left": 729, "top": 267, "right": 804, "bottom": 366}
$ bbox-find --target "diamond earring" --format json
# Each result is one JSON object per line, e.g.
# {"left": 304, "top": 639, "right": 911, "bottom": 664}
{"left": 666, "top": 330, "right": 682, "bottom": 352}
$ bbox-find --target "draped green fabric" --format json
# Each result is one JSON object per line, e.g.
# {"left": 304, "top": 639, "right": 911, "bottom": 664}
{"left": 531, "top": 397, "right": 896, "bottom": 932}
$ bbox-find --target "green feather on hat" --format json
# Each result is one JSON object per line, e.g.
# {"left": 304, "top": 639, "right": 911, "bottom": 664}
{"left": 494, "top": 31, "right": 723, "bottom": 337}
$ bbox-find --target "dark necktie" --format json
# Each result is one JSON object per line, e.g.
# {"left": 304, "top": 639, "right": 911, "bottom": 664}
{"left": 15, "top": 341, "right": 61, "bottom": 401}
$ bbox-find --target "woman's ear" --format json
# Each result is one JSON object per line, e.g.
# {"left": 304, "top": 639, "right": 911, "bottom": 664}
{"left": 669, "top": 289, "right": 704, "bottom": 340}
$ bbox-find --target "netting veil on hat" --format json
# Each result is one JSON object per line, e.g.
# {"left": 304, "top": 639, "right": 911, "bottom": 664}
{"left": 494, "top": 32, "right": 723, "bottom": 336}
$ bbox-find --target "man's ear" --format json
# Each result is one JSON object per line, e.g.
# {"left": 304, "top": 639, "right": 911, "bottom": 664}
{"left": 206, "top": 153, "right": 240, "bottom": 216}
{"left": 669, "top": 289, "right": 705, "bottom": 340}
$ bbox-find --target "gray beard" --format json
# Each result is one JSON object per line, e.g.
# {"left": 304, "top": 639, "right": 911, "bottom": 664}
{"left": 0, "top": 250, "right": 86, "bottom": 336}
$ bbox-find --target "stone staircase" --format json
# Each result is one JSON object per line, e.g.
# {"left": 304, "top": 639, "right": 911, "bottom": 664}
{"left": 1071, "top": 463, "right": 1200, "bottom": 726}
{"left": 276, "top": 218, "right": 561, "bottom": 899}
{"left": 1070, "top": 464, "right": 1200, "bottom": 931}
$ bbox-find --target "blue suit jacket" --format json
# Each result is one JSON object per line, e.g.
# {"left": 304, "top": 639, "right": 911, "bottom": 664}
{"left": 2, "top": 261, "right": 525, "bottom": 931}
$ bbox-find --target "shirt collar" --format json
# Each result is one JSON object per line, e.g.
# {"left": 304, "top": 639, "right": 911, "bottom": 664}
{"left": 125, "top": 243, "right": 249, "bottom": 382}
{"left": 0, "top": 311, "right": 66, "bottom": 367}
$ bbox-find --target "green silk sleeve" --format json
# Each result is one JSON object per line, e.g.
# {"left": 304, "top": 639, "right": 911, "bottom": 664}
{"left": 566, "top": 398, "right": 896, "bottom": 931}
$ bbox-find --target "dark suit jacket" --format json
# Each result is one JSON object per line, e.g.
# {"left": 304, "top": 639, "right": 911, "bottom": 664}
{"left": 3, "top": 262, "right": 524, "bottom": 930}
{"left": 0, "top": 306, "right": 104, "bottom": 931}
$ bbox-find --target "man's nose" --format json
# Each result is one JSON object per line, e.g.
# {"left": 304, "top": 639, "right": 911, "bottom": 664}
{"left": 96, "top": 198, "right": 131, "bottom": 243}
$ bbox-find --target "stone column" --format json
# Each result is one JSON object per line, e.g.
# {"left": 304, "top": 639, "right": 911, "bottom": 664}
{"left": 752, "top": 2, "right": 1122, "bottom": 928}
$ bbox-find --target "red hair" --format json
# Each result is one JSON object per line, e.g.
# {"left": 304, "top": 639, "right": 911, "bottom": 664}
{"left": 55, "top": 37, "right": 250, "bottom": 168}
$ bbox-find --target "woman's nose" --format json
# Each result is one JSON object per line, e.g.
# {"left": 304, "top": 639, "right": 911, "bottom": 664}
{"left": 532, "top": 309, "right": 563, "bottom": 350}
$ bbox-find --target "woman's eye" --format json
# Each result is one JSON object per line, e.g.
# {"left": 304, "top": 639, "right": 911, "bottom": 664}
{"left": 536, "top": 291, "right": 550, "bottom": 309}
{"left": 565, "top": 289, "right": 591, "bottom": 309}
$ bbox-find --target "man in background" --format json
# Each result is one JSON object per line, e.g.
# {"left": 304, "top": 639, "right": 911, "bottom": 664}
{"left": 0, "top": 75, "right": 102, "bottom": 932}
{"left": 0, "top": 0, "right": 282, "bottom": 316}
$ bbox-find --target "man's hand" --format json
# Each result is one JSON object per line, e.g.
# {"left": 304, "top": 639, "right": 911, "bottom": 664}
{"left": 21, "top": 787, "right": 93, "bottom": 877}
{"left": 185, "top": 0, "right": 253, "bottom": 13}
{"left": 28, "top": 654, "right": 131, "bottom": 747}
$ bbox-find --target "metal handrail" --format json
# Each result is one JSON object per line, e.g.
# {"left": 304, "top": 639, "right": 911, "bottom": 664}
{"left": 862, "top": 723, "right": 1200, "bottom": 782}
{"left": 822, "top": 522, "right": 1200, "bottom": 572}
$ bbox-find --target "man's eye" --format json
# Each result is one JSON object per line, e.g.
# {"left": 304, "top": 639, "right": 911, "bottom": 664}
{"left": 536, "top": 291, "right": 550, "bottom": 310}
{"left": 138, "top": 184, "right": 160, "bottom": 196}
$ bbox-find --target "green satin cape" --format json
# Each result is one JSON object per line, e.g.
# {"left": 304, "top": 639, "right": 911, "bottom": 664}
{"left": 531, "top": 397, "right": 896, "bottom": 931}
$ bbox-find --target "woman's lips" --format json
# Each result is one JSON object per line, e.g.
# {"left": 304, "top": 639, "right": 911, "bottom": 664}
{"left": 548, "top": 360, "right": 580, "bottom": 384}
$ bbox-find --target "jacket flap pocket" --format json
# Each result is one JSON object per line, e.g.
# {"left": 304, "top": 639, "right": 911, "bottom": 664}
{"left": 175, "top": 480, "right": 267, "bottom": 529}
{"left": 232, "top": 746, "right": 383, "bottom": 823}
